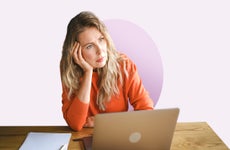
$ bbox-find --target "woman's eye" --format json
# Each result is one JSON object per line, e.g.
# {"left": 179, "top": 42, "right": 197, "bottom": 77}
{"left": 86, "top": 44, "right": 93, "bottom": 49}
{"left": 99, "top": 37, "right": 104, "bottom": 42}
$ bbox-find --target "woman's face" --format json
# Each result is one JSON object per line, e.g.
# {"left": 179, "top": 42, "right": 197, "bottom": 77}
{"left": 78, "top": 27, "right": 108, "bottom": 69}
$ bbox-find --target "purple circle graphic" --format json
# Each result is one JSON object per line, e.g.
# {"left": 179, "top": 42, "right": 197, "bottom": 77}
{"left": 104, "top": 19, "right": 163, "bottom": 106}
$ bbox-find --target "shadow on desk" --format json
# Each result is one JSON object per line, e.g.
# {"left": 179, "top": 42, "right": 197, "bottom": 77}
{"left": 0, "top": 122, "right": 229, "bottom": 150}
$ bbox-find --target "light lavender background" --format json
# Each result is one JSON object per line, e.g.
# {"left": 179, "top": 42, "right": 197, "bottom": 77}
{"left": 0, "top": 0, "right": 229, "bottom": 147}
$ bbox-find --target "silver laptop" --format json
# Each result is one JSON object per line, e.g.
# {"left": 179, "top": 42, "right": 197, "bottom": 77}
{"left": 90, "top": 108, "right": 180, "bottom": 150}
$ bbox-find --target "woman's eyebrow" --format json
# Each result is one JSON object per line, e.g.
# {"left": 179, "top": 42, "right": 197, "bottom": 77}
{"left": 82, "top": 42, "right": 92, "bottom": 46}
{"left": 81, "top": 34, "right": 103, "bottom": 47}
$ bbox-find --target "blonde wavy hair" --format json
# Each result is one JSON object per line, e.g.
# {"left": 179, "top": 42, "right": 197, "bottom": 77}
{"left": 60, "top": 11, "right": 125, "bottom": 110}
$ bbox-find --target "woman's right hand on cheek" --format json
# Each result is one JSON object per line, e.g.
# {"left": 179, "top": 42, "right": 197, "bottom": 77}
{"left": 72, "top": 42, "right": 93, "bottom": 73}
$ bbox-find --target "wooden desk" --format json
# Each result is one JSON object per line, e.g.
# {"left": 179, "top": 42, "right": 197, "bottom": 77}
{"left": 0, "top": 122, "right": 228, "bottom": 150}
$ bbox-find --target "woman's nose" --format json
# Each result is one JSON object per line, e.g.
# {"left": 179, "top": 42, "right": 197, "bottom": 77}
{"left": 96, "top": 44, "right": 103, "bottom": 54}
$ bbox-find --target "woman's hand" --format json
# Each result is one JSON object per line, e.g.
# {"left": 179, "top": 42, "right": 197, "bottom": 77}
{"left": 84, "top": 116, "right": 95, "bottom": 127}
{"left": 72, "top": 42, "right": 93, "bottom": 72}
{"left": 71, "top": 42, "right": 93, "bottom": 104}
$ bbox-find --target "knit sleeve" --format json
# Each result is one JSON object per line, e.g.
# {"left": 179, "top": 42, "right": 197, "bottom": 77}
{"left": 61, "top": 85, "right": 89, "bottom": 131}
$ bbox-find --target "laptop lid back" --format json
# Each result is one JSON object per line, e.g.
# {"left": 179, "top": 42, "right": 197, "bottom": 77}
{"left": 92, "top": 108, "right": 180, "bottom": 150}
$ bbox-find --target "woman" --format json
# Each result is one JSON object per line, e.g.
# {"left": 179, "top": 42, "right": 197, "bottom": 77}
{"left": 60, "top": 11, "right": 154, "bottom": 131}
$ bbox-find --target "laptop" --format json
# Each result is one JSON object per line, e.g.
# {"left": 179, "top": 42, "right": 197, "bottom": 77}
{"left": 83, "top": 108, "right": 179, "bottom": 150}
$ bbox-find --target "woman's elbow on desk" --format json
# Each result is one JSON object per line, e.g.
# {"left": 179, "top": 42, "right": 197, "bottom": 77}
{"left": 66, "top": 119, "right": 85, "bottom": 131}
{"left": 63, "top": 113, "right": 86, "bottom": 131}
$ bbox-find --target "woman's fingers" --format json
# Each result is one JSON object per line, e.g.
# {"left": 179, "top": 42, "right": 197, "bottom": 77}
{"left": 72, "top": 42, "right": 80, "bottom": 64}
{"left": 72, "top": 42, "right": 85, "bottom": 66}
{"left": 71, "top": 42, "right": 93, "bottom": 72}
{"left": 84, "top": 116, "right": 95, "bottom": 127}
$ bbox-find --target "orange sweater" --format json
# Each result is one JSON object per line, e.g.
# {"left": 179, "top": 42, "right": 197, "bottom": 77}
{"left": 62, "top": 55, "right": 154, "bottom": 131}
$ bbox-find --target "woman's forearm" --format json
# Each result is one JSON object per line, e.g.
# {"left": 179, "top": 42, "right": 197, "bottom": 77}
{"left": 76, "top": 70, "right": 93, "bottom": 104}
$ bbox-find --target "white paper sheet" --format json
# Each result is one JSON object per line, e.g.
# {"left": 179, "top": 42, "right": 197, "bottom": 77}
{"left": 19, "top": 132, "right": 71, "bottom": 150}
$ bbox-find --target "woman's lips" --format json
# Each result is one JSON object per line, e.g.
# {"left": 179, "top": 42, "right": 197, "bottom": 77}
{"left": 96, "top": 57, "right": 104, "bottom": 62}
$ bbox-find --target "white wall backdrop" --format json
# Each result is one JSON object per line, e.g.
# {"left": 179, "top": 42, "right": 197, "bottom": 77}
{"left": 0, "top": 0, "right": 229, "bottom": 147}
